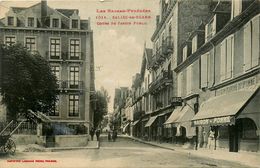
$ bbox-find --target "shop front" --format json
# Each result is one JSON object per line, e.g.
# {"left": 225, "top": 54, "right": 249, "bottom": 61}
{"left": 145, "top": 115, "right": 159, "bottom": 141}
{"left": 164, "top": 106, "right": 196, "bottom": 145}
{"left": 192, "top": 87, "right": 260, "bottom": 152}
{"left": 132, "top": 119, "right": 141, "bottom": 137}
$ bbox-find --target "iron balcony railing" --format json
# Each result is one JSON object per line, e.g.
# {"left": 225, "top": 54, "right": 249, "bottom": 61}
{"left": 46, "top": 51, "right": 84, "bottom": 62}
{"left": 148, "top": 70, "right": 173, "bottom": 94}
{"left": 150, "top": 36, "right": 173, "bottom": 69}
{"left": 57, "top": 80, "right": 84, "bottom": 90}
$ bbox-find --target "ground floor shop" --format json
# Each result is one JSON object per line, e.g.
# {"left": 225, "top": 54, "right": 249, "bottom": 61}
{"left": 193, "top": 85, "right": 260, "bottom": 152}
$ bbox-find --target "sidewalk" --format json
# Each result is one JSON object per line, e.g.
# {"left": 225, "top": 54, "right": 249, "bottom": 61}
{"left": 126, "top": 135, "right": 260, "bottom": 168}
{"left": 16, "top": 140, "right": 99, "bottom": 152}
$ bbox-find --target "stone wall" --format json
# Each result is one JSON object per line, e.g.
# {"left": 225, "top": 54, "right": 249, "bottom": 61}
{"left": 54, "top": 134, "right": 88, "bottom": 147}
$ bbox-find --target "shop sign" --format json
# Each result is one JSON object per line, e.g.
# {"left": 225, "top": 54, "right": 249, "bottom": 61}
{"left": 193, "top": 116, "right": 235, "bottom": 126}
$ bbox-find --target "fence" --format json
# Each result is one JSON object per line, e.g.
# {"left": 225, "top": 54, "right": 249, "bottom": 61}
{"left": 0, "top": 122, "right": 37, "bottom": 135}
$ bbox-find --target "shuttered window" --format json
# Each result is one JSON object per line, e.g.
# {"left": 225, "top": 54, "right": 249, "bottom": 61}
{"left": 201, "top": 53, "right": 209, "bottom": 88}
{"left": 186, "top": 65, "right": 192, "bottom": 95}
{"left": 244, "top": 16, "right": 260, "bottom": 71}
{"left": 221, "top": 35, "right": 234, "bottom": 81}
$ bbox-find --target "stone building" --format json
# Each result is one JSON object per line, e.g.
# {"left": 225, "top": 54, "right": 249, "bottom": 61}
{"left": 175, "top": 0, "right": 260, "bottom": 152}
{"left": 0, "top": 0, "right": 95, "bottom": 132}
{"left": 134, "top": 0, "right": 213, "bottom": 143}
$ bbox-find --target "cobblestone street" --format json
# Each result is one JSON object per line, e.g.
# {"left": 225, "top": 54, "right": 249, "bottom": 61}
{"left": 0, "top": 136, "right": 252, "bottom": 168}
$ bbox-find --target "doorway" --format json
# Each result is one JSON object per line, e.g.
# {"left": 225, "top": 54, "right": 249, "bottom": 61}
{"left": 229, "top": 125, "right": 238, "bottom": 152}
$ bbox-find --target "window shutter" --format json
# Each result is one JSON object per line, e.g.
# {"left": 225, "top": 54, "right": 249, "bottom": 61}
{"left": 201, "top": 54, "right": 208, "bottom": 88}
{"left": 220, "top": 40, "right": 227, "bottom": 81}
{"left": 177, "top": 72, "right": 182, "bottom": 97}
{"left": 186, "top": 65, "right": 192, "bottom": 95}
{"left": 244, "top": 22, "right": 252, "bottom": 71}
{"left": 252, "top": 16, "right": 260, "bottom": 68}
{"left": 226, "top": 36, "right": 233, "bottom": 79}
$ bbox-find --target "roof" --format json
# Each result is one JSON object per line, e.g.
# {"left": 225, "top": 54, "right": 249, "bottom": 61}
{"left": 56, "top": 9, "right": 79, "bottom": 17}
{"left": 192, "top": 86, "right": 259, "bottom": 125}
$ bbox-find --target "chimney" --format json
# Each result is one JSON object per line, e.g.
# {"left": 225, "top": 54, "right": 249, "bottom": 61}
{"left": 41, "top": 0, "right": 47, "bottom": 26}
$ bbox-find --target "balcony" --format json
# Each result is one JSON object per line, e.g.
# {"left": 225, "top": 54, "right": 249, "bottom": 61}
{"left": 149, "top": 70, "right": 173, "bottom": 94}
{"left": 150, "top": 36, "right": 174, "bottom": 70}
{"left": 57, "top": 80, "right": 84, "bottom": 91}
{"left": 46, "top": 51, "right": 83, "bottom": 63}
{"left": 163, "top": 36, "right": 174, "bottom": 55}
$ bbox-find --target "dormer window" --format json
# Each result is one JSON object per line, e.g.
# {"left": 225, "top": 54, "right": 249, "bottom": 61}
{"left": 7, "top": 16, "right": 14, "bottom": 26}
{"left": 52, "top": 18, "right": 60, "bottom": 28}
{"left": 205, "top": 15, "right": 216, "bottom": 42}
{"left": 72, "top": 19, "right": 79, "bottom": 29}
{"left": 27, "top": 17, "right": 35, "bottom": 27}
{"left": 70, "top": 11, "right": 80, "bottom": 29}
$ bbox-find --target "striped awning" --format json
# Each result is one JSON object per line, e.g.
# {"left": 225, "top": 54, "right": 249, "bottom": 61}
{"left": 145, "top": 116, "right": 158, "bottom": 127}
{"left": 192, "top": 87, "right": 259, "bottom": 126}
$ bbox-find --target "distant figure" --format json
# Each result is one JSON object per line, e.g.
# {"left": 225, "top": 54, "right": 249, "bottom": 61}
{"left": 108, "top": 131, "right": 111, "bottom": 141}
{"left": 208, "top": 129, "right": 215, "bottom": 150}
{"left": 96, "top": 129, "right": 101, "bottom": 141}
{"left": 90, "top": 127, "right": 95, "bottom": 141}
{"left": 112, "top": 130, "right": 117, "bottom": 142}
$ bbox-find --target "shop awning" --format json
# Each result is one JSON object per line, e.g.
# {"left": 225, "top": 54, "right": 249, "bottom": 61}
{"left": 145, "top": 116, "right": 158, "bottom": 127}
{"left": 163, "top": 107, "right": 183, "bottom": 128}
{"left": 132, "top": 120, "right": 140, "bottom": 126}
{"left": 123, "top": 122, "right": 130, "bottom": 132}
{"left": 192, "top": 87, "right": 259, "bottom": 126}
{"left": 175, "top": 106, "right": 196, "bottom": 138}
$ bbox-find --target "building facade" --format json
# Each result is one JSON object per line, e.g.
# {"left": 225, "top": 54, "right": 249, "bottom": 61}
{"left": 131, "top": 0, "right": 213, "bottom": 143}
{"left": 0, "top": 0, "right": 95, "bottom": 132}
{"left": 175, "top": 0, "right": 260, "bottom": 152}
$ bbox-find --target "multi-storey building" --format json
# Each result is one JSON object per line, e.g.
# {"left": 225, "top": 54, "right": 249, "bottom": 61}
{"left": 138, "top": 0, "right": 213, "bottom": 143}
{"left": 0, "top": 0, "right": 95, "bottom": 132}
{"left": 175, "top": 0, "right": 260, "bottom": 152}
{"left": 131, "top": 73, "right": 143, "bottom": 137}
{"left": 113, "top": 87, "right": 129, "bottom": 130}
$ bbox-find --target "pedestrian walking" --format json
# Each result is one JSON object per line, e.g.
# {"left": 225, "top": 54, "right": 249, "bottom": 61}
{"left": 90, "top": 127, "right": 95, "bottom": 141}
{"left": 96, "top": 129, "right": 101, "bottom": 141}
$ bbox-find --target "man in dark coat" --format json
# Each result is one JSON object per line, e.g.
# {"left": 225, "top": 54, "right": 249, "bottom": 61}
{"left": 96, "top": 129, "right": 101, "bottom": 141}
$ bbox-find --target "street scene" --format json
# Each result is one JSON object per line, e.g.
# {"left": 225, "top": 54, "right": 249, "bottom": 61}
{"left": 0, "top": 0, "right": 260, "bottom": 167}
{"left": 0, "top": 136, "right": 251, "bottom": 168}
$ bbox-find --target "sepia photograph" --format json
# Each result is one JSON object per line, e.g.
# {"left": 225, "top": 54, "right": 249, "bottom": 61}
{"left": 0, "top": 0, "right": 259, "bottom": 167}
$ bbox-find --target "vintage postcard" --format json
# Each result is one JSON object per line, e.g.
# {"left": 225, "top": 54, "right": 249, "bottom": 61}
{"left": 0, "top": 0, "right": 259, "bottom": 168}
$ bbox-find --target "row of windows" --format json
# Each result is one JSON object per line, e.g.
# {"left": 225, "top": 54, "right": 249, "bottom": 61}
{"left": 50, "top": 95, "right": 80, "bottom": 117}
{"left": 7, "top": 16, "right": 80, "bottom": 29}
{"left": 4, "top": 36, "right": 81, "bottom": 58}
{"left": 51, "top": 65, "right": 80, "bottom": 82}
{"left": 178, "top": 15, "right": 259, "bottom": 97}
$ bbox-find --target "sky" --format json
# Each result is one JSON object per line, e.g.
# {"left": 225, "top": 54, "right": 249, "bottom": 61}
{"left": 0, "top": 0, "right": 159, "bottom": 112}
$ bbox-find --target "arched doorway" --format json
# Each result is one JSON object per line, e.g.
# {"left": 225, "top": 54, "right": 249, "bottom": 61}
{"left": 229, "top": 118, "right": 258, "bottom": 152}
